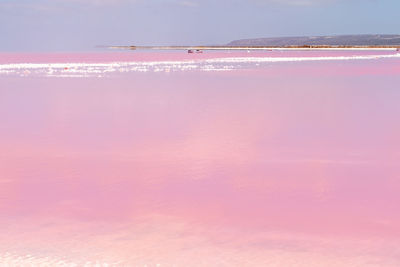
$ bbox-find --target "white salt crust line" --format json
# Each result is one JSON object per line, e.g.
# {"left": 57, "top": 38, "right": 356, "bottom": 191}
{"left": 0, "top": 252, "right": 118, "bottom": 267}
{"left": 0, "top": 53, "right": 399, "bottom": 76}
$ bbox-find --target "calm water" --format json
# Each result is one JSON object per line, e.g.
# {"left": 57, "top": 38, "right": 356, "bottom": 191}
{"left": 1, "top": 51, "right": 400, "bottom": 266}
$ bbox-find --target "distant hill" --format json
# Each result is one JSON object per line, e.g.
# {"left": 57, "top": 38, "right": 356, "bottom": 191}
{"left": 227, "top": 34, "right": 400, "bottom": 46}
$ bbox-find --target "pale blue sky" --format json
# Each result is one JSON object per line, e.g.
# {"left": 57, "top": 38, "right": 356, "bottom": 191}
{"left": 0, "top": 0, "right": 399, "bottom": 51}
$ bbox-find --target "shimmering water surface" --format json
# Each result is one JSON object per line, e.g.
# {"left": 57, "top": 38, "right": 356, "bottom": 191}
{"left": 1, "top": 51, "right": 400, "bottom": 266}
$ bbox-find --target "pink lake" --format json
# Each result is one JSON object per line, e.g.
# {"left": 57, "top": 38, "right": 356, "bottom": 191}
{"left": 0, "top": 51, "right": 400, "bottom": 266}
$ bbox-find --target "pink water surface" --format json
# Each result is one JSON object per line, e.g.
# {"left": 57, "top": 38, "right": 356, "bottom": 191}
{"left": 0, "top": 50, "right": 396, "bottom": 64}
{"left": 0, "top": 52, "right": 400, "bottom": 266}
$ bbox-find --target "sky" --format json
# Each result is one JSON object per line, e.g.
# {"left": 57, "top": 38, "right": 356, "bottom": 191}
{"left": 0, "top": 0, "right": 400, "bottom": 51}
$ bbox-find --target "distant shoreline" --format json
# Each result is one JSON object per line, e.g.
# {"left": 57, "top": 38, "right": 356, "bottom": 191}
{"left": 227, "top": 34, "right": 400, "bottom": 47}
{"left": 108, "top": 45, "right": 400, "bottom": 51}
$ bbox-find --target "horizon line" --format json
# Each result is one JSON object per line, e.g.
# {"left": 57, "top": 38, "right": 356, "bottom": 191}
{"left": 103, "top": 45, "right": 400, "bottom": 51}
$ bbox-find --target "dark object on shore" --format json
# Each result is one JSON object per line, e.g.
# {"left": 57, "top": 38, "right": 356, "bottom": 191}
{"left": 188, "top": 49, "right": 203, "bottom": 54}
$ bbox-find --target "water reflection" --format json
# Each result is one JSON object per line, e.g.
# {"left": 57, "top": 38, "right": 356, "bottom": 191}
{"left": 1, "top": 54, "right": 400, "bottom": 266}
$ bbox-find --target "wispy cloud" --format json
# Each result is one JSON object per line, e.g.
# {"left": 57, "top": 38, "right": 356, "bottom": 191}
{"left": 0, "top": 0, "right": 200, "bottom": 10}
{"left": 252, "top": 0, "right": 336, "bottom": 6}
{"left": 0, "top": 0, "right": 337, "bottom": 9}
{"left": 178, "top": 1, "right": 199, "bottom": 7}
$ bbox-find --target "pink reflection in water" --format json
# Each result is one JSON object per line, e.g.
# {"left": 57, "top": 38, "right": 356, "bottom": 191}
{"left": 0, "top": 50, "right": 397, "bottom": 64}
{"left": 1, "top": 52, "right": 400, "bottom": 266}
